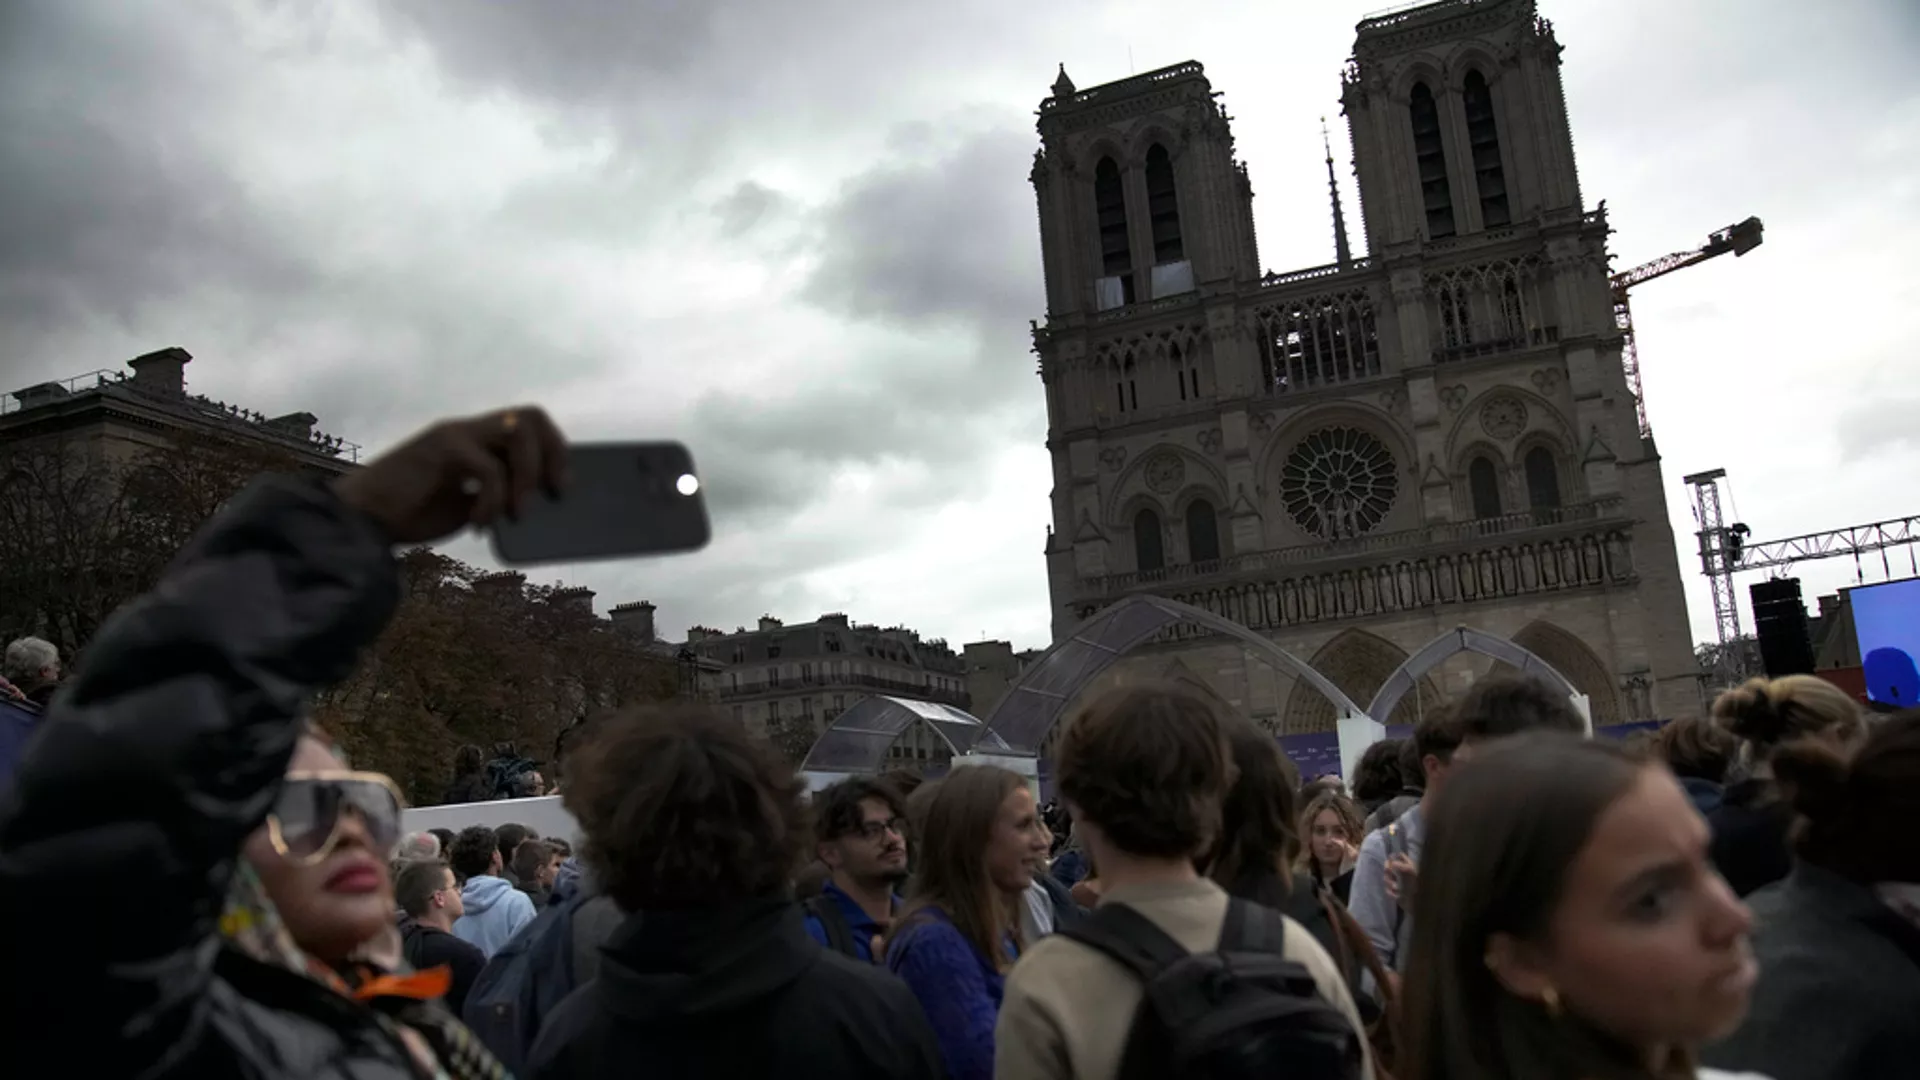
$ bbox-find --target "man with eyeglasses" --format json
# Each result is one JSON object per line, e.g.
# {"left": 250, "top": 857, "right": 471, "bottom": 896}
{"left": 395, "top": 858, "right": 485, "bottom": 1014}
{"left": 805, "top": 776, "right": 910, "bottom": 961}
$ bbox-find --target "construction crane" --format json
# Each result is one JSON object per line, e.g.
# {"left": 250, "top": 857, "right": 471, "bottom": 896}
{"left": 1683, "top": 468, "right": 1920, "bottom": 666}
{"left": 1612, "top": 216, "right": 1766, "bottom": 438}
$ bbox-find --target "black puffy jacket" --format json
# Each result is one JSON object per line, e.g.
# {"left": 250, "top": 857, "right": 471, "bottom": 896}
{"left": 0, "top": 477, "right": 446, "bottom": 1078}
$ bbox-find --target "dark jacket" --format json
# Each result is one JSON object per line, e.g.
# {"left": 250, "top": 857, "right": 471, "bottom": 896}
{"left": 0, "top": 476, "right": 446, "bottom": 1078}
{"left": 0, "top": 695, "right": 41, "bottom": 798}
{"left": 1033, "top": 871, "right": 1086, "bottom": 930}
{"left": 1228, "top": 866, "right": 1369, "bottom": 1009}
{"left": 1704, "top": 862, "right": 1920, "bottom": 1080}
{"left": 1706, "top": 777, "right": 1794, "bottom": 897}
{"left": 443, "top": 773, "right": 493, "bottom": 805}
{"left": 400, "top": 919, "right": 488, "bottom": 1016}
{"left": 1679, "top": 775, "right": 1725, "bottom": 816}
{"left": 529, "top": 898, "right": 945, "bottom": 1079}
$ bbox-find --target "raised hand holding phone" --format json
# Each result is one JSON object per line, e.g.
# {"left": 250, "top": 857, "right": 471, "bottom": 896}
{"left": 489, "top": 441, "right": 710, "bottom": 565}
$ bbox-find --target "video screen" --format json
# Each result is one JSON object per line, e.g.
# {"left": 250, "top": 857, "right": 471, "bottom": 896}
{"left": 1851, "top": 577, "right": 1920, "bottom": 707}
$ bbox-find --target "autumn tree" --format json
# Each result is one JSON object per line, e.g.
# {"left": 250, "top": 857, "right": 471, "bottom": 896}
{"left": 0, "top": 429, "right": 309, "bottom": 656}
{"left": 312, "top": 556, "right": 681, "bottom": 804}
{"left": 764, "top": 711, "right": 823, "bottom": 767}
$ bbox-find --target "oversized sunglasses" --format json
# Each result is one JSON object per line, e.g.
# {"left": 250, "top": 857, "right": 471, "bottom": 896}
{"left": 267, "top": 770, "right": 408, "bottom": 866}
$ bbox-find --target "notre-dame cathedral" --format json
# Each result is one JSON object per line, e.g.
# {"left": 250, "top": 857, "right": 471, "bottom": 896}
{"left": 1028, "top": 0, "right": 1700, "bottom": 733}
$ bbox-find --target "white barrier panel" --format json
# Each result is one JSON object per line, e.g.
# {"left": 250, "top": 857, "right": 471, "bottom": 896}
{"left": 402, "top": 794, "right": 582, "bottom": 848}
{"left": 801, "top": 770, "right": 858, "bottom": 794}
{"left": 1336, "top": 711, "right": 1387, "bottom": 784}
{"left": 1569, "top": 693, "right": 1593, "bottom": 736}
{"left": 951, "top": 752, "right": 1042, "bottom": 806}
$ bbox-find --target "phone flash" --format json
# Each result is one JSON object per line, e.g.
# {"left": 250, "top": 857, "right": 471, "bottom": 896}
{"left": 676, "top": 473, "right": 700, "bottom": 496}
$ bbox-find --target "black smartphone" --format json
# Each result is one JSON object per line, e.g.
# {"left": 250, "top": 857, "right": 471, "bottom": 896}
{"left": 490, "top": 441, "right": 710, "bottom": 565}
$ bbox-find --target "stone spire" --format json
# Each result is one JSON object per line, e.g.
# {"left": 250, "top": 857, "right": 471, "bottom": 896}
{"left": 1322, "top": 117, "right": 1353, "bottom": 268}
{"left": 1052, "top": 63, "right": 1076, "bottom": 99}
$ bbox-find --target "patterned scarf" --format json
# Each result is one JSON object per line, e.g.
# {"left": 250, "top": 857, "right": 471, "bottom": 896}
{"left": 220, "top": 863, "right": 511, "bottom": 1080}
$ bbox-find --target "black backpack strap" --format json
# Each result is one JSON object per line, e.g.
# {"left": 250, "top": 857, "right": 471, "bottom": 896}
{"left": 1056, "top": 902, "right": 1192, "bottom": 982}
{"left": 1218, "top": 896, "right": 1289, "bottom": 955}
{"left": 804, "top": 895, "right": 859, "bottom": 958}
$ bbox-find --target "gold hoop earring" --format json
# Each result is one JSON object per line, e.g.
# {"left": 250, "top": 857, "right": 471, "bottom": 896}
{"left": 1540, "top": 986, "right": 1563, "bottom": 1017}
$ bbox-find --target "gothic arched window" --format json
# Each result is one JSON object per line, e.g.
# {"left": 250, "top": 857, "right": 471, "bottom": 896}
{"left": 1525, "top": 446, "right": 1562, "bottom": 510}
{"left": 1095, "top": 156, "right": 1133, "bottom": 305}
{"left": 1186, "top": 499, "right": 1221, "bottom": 563}
{"left": 1145, "top": 143, "right": 1184, "bottom": 263}
{"left": 1410, "top": 82, "right": 1454, "bottom": 239}
{"left": 1462, "top": 70, "right": 1508, "bottom": 229}
{"left": 1469, "top": 456, "right": 1503, "bottom": 519}
{"left": 1134, "top": 508, "right": 1165, "bottom": 572}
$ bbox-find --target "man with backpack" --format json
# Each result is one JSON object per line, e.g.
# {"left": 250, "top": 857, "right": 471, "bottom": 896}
{"left": 995, "top": 683, "right": 1371, "bottom": 1080}
{"left": 803, "top": 776, "right": 909, "bottom": 962}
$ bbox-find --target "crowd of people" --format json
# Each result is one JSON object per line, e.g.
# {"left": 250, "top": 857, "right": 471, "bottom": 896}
{"left": 0, "top": 404, "right": 1915, "bottom": 1080}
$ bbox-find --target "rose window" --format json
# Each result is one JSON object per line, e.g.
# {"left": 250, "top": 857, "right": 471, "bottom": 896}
{"left": 1279, "top": 427, "right": 1399, "bottom": 540}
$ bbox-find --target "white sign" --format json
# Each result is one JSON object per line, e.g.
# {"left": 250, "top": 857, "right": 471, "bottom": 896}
{"left": 402, "top": 794, "right": 582, "bottom": 847}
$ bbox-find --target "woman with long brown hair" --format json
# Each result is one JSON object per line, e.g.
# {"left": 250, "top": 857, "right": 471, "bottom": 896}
{"left": 883, "top": 765, "right": 1050, "bottom": 1080}
{"left": 1300, "top": 788, "right": 1366, "bottom": 904}
{"left": 1400, "top": 733, "right": 1765, "bottom": 1080}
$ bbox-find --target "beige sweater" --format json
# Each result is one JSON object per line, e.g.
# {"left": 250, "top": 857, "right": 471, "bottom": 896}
{"left": 994, "top": 877, "right": 1375, "bottom": 1080}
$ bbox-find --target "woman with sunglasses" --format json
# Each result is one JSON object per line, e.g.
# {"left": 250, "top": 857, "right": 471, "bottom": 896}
{"left": 0, "top": 405, "right": 567, "bottom": 1079}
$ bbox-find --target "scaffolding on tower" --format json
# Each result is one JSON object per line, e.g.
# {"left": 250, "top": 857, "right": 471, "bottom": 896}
{"left": 1683, "top": 468, "right": 1920, "bottom": 679}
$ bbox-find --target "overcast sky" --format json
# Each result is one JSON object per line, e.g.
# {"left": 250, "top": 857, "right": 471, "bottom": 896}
{"left": 4, "top": 0, "right": 1916, "bottom": 654}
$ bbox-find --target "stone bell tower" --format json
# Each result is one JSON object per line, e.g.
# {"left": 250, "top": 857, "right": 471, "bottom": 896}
{"left": 1031, "top": 61, "right": 1267, "bottom": 631}
{"left": 1027, "top": 0, "right": 1705, "bottom": 733}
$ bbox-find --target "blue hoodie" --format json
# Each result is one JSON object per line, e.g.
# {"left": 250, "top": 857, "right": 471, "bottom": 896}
{"left": 453, "top": 874, "right": 537, "bottom": 958}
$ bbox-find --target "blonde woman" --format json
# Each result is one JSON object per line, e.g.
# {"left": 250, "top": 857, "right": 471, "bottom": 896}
{"left": 1300, "top": 789, "right": 1366, "bottom": 904}
{"left": 1708, "top": 675, "right": 1864, "bottom": 896}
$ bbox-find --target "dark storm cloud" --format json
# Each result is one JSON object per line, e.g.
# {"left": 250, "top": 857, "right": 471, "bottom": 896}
{"left": 803, "top": 128, "right": 1040, "bottom": 328}
{"left": 713, "top": 181, "right": 790, "bottom": 239}
{"left": 667, "top": 123, "right": 1045, "bottom": 528}
{"left": 0, "top": 0, "right": 1060, "bottom": 644}
{"left": 378, "top": 0, "right": 718, "bottom": 110}
{"left": 0, "top": 2, "right": 312, "bottom": 358}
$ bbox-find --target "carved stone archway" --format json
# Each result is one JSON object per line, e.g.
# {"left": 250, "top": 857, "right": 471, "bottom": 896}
{"left": 1281, "top": 628, "right": 1447, "bottom": 734}
{"left": 1368, "top": 625, "right": 1578, "bottom": 722}
{"left": 981, "top": 595, "right": 1366, "bottom": 756}
{"left": 1497, "top": 621, "right": 1623, "bottom": 726}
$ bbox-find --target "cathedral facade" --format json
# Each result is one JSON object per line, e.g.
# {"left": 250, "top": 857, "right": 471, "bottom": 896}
{"left": 1029, "top": 0, "right": 1700, "bottom": 732}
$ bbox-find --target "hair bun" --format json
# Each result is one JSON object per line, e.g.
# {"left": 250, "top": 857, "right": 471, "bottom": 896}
{"left": 1771, "top": 737, "right": 1849, "bottom": 823}
{"left": 1716, "top": 679, "right": 1789, "bottom": 744}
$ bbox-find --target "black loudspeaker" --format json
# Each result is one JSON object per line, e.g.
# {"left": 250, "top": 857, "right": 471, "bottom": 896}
{"left": 1750, "top": 578, "right": 1815, "bottom": 677}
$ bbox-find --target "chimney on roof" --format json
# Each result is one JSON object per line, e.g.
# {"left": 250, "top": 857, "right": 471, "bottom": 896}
{"left": 551, "top": 585, "right": 596, "bottom": 615}
{"left": 758, "top": 615, "right": 783, "bottom": 631}
{"left": 610, "top": 600, "right": 657, "bottom": 643}
{"left": 128, "top": 347, "right": 191, "bottom": 396}
{"left": 474, "top": 571, "right": 526, "bottom": 596}
{"left": 11, "top": 382, "right": 71, "bottom": 409}
{"left": 267, "top": 411, "right": 318, "bottom": 440}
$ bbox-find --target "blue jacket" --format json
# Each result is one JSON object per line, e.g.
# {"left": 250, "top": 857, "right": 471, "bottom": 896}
{"left": 454, "top": 874, "right": 537, "bottom": 958}
{"left": 803, "top": 880, "right": 896, "bottom": 963}
{"left": 1679, "top": 776, "right": 1724, "bottom": 817}
{"left": 0, "top": 697, "right": 42, "bottom": 798}
{"left": 886, "top": 907, "right": 1014, "bottom": 1080}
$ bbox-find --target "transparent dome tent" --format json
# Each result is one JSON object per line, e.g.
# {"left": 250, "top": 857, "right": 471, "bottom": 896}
{"left": 800, "top": 695, "right": 1013, "bottom": 778}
